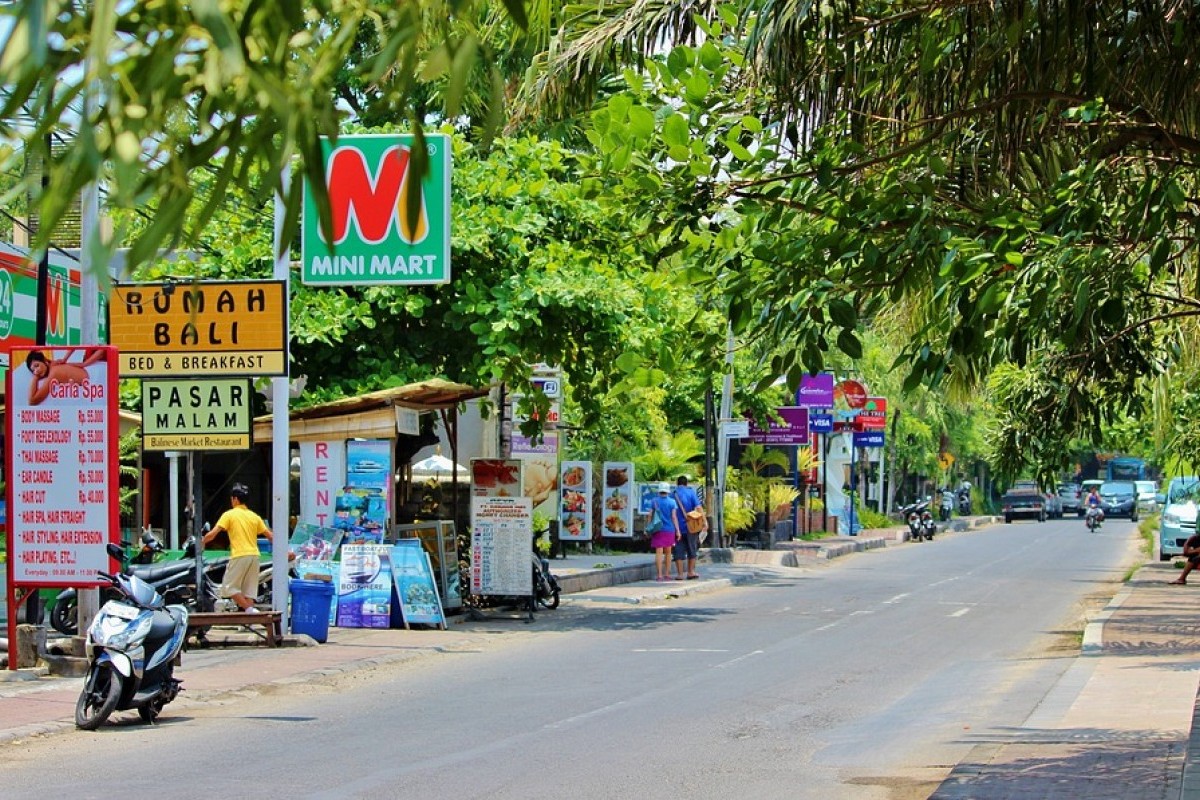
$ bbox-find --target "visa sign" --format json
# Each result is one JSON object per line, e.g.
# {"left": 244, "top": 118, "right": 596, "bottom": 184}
{"left": 302, "top": 134, "right": 451, "bottom": 286}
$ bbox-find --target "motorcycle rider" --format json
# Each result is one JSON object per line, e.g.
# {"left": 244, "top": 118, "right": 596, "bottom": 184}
{"left": 1083, "top": 485, "right": 1104, "bottom": 526}
{"left": 940, "top": 487, "right": 955, "bottom": 521}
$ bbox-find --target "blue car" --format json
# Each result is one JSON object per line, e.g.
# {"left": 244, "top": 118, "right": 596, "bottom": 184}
{"left": 1099, "top": 481, "right": 1138, "bottom": 521}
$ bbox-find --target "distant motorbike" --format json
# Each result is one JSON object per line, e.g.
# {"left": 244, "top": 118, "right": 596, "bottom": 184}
{"left": 75, "top": 543, "right": 188, "bottom": 730}
{"left": 1085, "top": 506, "right": 1104, "bottom": 532}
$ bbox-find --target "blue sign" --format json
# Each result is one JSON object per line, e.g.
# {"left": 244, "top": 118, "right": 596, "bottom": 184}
{"left": 389, "top": 541, "right": 446, "bottom": 628}
{"left": 809, "top": 414, "right": 833, "bottom": 433}
{"left": 853, "top": 431, "right": 885, "bottom": 448}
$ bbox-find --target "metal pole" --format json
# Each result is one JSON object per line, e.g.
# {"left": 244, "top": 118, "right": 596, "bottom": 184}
{"left": 75, "top": 154, "right": 102, "bottom": 638}
{"left": 167, "top": 452, "right": 181, "bottom": 549}
{"left": 715, "top": 325, "right": 734, "bottom": 547}
{"left": 271, "top": 173, "right": 292, "bottom": 630}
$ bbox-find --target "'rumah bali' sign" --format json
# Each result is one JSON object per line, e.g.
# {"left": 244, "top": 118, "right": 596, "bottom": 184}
{"left": 302, "top": 134, "right": 451, "bottom": 287}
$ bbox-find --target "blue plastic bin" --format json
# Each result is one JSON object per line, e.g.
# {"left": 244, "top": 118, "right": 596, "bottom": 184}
{"left": 290, "top": 579, "right": 335, "bottom": 642}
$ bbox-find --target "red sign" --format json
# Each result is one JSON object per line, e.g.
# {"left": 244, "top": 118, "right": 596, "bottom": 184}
{"left": 857, "top": 397, "right": 888, "bottom": 430}
{"left": 835, "top": 380, "right": 868, "bottom": 409}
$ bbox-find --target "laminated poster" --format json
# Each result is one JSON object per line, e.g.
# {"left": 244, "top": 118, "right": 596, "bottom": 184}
{"left": 559, "top": 461, "right": 592, "bottom": 542}
{"left": 470, "top": 496, "right": 533, "bottom": 597}
{"left": 336, "top": 544, "right": 393, "bottom": 628}
{"left": 600, "top": 461, "right": 634, "bottom": 538}
{"left": 389, "top": 540, "right": 446, "bottom": 628}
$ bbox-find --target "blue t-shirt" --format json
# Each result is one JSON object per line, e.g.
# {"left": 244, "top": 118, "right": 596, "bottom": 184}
{"left": 649, "top": 495, "right": 677, "bottom": 533}
{"left": 673, "top": 485, "right": 701, "bottom": 531}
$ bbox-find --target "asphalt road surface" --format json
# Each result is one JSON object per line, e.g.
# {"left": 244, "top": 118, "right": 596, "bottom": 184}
{"left": 1, "top": 516, "right": 1142, "bottom": 800}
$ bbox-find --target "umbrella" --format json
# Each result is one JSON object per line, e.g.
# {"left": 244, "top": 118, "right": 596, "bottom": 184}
{"left": 410, "top": 453, "right": 468, "bottom": 482}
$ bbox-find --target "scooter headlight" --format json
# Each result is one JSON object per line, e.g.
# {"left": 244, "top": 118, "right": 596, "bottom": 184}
{"left": 90, "top": 610, "right": 152, "bottom": 650}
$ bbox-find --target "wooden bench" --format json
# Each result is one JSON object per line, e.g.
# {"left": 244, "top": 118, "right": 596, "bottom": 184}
{"left": 186, "top": 611, "right": 283, "bottom": 648}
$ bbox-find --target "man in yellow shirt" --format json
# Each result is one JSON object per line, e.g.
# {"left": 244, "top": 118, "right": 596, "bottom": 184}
{"left": 203, "top": 483, "right": 272, "bottom": 612}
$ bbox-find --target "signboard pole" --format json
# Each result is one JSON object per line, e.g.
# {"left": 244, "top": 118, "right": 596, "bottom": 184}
{"left": 272, "top": 176, "right": 292, "bottom": 631}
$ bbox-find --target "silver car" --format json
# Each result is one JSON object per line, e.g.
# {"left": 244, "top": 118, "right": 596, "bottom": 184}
{"left": 1135, "top": 480, "right": 1158, "bottom": 514}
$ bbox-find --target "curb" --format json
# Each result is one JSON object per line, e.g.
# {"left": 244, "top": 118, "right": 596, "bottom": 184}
{"left": 1081, "top": 585, "right": 1133, "bottom": 656}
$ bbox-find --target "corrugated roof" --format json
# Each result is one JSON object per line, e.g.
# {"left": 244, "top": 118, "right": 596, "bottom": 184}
{"left": 259, "top": 378, "right": 493, "bottom": 423}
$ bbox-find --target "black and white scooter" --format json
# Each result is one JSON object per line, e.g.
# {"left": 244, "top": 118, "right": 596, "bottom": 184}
{"left": 533, "top": 543, "right": 561, "bottom": 610}
{"left": 899, "top": 499, "right": 933, "bottom": 541}
{"left": 75, "top": 543, "right": 189, "bottom": 730}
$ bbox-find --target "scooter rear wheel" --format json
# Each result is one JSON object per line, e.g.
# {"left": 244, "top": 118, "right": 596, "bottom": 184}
{"left": 537, "top": 587, "right": 560, "bottom": 610}
{"left": 50, "top": 594, "right": 79, "bottom": 636}
{"left": 75, "top": 664, "right": 122, "bottom": 730}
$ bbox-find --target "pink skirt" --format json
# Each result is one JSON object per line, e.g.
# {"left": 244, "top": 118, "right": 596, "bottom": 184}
{"left": 649, "top": 530, "right": 675, "bottom": 550}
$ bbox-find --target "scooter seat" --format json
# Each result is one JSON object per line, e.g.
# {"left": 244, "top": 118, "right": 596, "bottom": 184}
{"left": 130, "top": 560, "right": 196, "bottom": 584}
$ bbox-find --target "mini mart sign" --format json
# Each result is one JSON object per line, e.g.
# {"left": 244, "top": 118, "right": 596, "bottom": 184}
{"left": 302, "top": 134, "right": 451, "bottom": 286}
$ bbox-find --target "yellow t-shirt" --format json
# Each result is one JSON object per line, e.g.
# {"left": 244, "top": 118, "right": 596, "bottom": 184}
{"left": 216, "top": 505, "right": 268, "bottom": 559}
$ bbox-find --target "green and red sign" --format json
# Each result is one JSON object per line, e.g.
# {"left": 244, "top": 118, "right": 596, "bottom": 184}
{"left": 301, "top": 134, "right": 451, "bottom": 286}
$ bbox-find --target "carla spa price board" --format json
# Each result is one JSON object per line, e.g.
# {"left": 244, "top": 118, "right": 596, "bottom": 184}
{"left": 470, "top": 496, "right": 533, "bottom": 597}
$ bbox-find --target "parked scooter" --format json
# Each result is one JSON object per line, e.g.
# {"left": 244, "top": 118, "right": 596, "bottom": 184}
{"left": 899, "top": 499, "right": 933, "bottom": 541}
{"left": 51, "top": 532, "right": 226, "bottom": 635}
{"left": 940, "top": 489, "right": 955, "bottom": 522}
{"left": 75, "top": 542, "right": 188, "bottom": 730}
{"left": 533, "top": 540, "right": 561, "bottom": 610}
{"left": 957, "top": 487, "right": 972, "bottom": 516}
{"left": 921, "top": 501, "right": 938, "bottom": 540}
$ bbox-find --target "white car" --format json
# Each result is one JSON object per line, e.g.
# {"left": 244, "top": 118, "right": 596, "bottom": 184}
{"left": 1135, "top": 480, "right": 1158, "bottom": 514}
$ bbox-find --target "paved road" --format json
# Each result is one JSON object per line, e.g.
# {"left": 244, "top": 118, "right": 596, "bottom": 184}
{"left": 0, "top": 516, "right": 1141, "bottom": 799}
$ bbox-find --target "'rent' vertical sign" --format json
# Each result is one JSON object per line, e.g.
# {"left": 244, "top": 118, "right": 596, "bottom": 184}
{"left": 301, "top": 133, "right": 451, "bottom": 286}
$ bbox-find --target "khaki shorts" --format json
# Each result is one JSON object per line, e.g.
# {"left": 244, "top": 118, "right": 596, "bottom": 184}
{"left": 220, "top": 555, "right": 260, "bottom": 600}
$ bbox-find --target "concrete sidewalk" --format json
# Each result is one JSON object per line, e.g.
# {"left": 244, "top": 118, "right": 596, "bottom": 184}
{"left": 931, "top": 561, "right": 1200, "bottom": 800}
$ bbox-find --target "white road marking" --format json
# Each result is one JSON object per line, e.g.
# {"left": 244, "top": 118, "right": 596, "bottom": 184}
{"left": 545, "top": 700, "right": 630, "bottom": 729}
{"left": 949, "top": 608, "right": 971, "bottom": 618}
{"left": 713, "top": 650, "right": 765, "bottom": 669}
{"left": 884, "top": 593, "right": 910, "bottom": 604}
{"left": 632, "top": 648, "right": 729, "bottom": 653}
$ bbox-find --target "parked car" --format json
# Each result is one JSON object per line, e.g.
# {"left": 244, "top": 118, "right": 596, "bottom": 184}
{"left": 1099, "top": 480, "right": 1138, "bottom": 521}
{"left": 1001, "top": 491, "right": 1045, "bottom": 524}
{"left": 1158, "top": 477, "right": 1200, "bottom": 561}
{"left": 1135, "top": 480, "right": 1158, "bottom": 514}
{"left": 1059, "top": 483, "right": 1082, "bottom": 514}
{"left": 1043, "top": 488, "right": 1064, "bottom": 518}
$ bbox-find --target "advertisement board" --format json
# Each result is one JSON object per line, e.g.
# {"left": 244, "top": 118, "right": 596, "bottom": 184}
{"left": 0, "top": 247, "right": 94, "bottom": 377}
{"left": 5, "top": 345, "right": 118, "bottom": 586}
{"left": 302, "top": 133, "right": 452, "bottom": 286}
{"left": 746, "top": 407, "right": 809, "bottom": 445}
{"left": 600, "top": 462, "right": 635, "bottom": 538}
{"left": 107, "top": 280, "right": 287, "bottom": 377}
{"left": 796, "top": 373, "right": 834, "bottom": 408}
{"left": 559, "top": 461, "right": 593, "bottom": 542}
{"left": 141, "top": 379, "right": 252, "bottom": 450}
{"left": 335, "top": 543, "right": 393, "bottom": 628}
{"left": 470, "top": 496, "right": 533, "bottom": 597}
{"left": 389, "top": 540, "right": 446, "bottom": 628}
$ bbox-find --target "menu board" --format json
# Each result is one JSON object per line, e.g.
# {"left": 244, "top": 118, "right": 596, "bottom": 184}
{"left": 335, "top": 543, "right": 393, "bottom": 628}
{"left": 600, "top": 461, "right": 635, "bottom": 538}
{"left": 389, "top": 540, "right": 446, "bottom": 628}
{"left": 470, "top": 496, "right": 533, "bottom": 597}
{"left": 559, "top": 461, "right": 592, "bottom": 542}
{"left": 6, "top": 345, "right": 118, "bottom": 587}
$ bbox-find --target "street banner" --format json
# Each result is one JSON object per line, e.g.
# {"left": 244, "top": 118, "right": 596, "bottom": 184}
{"left": 299, "top": 440, "right": 347, "bottom": 528}
{"left": 856, "top": 397, "right": 888, "bottom": 431}
{"left": 0, "top": 248, "right": 96, "bottom": 377}
{"left": 600, "top": 462, "right": 635, "bottom": 538}
{"left": 796, "top": 373, "right": 834, "bottom": 408}
{"left": 853, "top": 431, "right": 886, "bottom": 448}
{"left": 746, "top": 406, "right": 809, "bottom": 445}
{"left": 470, "top": 496, "right": 533, "bottom": 597}
{"left": 107, "top": 280, "right": 287, "bottom": 377}
{"left": 559, "top": 461, "right": 593, "bottom": 541}
{"left": 809, "top": 414, "right": 834, "bottom": 433}
{"left": 834, "top": 379, "right": 868, "bottom": 409}
{"left": 302, "top": 133, "right": 451, "bottom": 286}
{"left": 141, "top": 378, "right": 252, "bottom": 450}
{"left": 6, "top": 345, "right": 118, "bottom": 587}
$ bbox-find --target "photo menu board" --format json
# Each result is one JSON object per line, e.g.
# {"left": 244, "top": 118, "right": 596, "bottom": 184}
{"left": 600, "top": 461, "right": 634, "bottom": 538}
{"left": 470, "top": 496, "right": 532, "bottom": 597}
{"left": 559, "top": 461, "right": 592, "bottom": 542}
{"left": 6, "top": 345, "right": 118, "bottom": 587}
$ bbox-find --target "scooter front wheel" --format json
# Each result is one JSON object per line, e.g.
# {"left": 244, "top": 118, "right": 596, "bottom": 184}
{"left": 75, "top": 664, "right": 122, "bottom": 730}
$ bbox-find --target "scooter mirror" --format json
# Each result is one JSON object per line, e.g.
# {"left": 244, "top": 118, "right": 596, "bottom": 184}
{"left": 106, "top": 542, "right": 126, "bottom": 562}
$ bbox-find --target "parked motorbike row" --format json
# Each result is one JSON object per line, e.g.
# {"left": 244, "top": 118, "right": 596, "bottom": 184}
{"left": 49, "top": 528, "right": 255, "bottom": 636}
{"left": 900, "top": 499, "right": 938, "bottom": 541}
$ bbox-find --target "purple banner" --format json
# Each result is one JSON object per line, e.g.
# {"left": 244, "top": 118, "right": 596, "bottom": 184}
{"left": 747, "top": 407, "right": 809, "bottom": 445}
{"left": 796, "top": 373, "right": 835, "bottom": 408}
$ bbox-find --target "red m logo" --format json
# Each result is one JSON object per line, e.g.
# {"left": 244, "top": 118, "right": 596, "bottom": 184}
{"left": 326, "top": 145, "right": 428, "bottom": 245}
